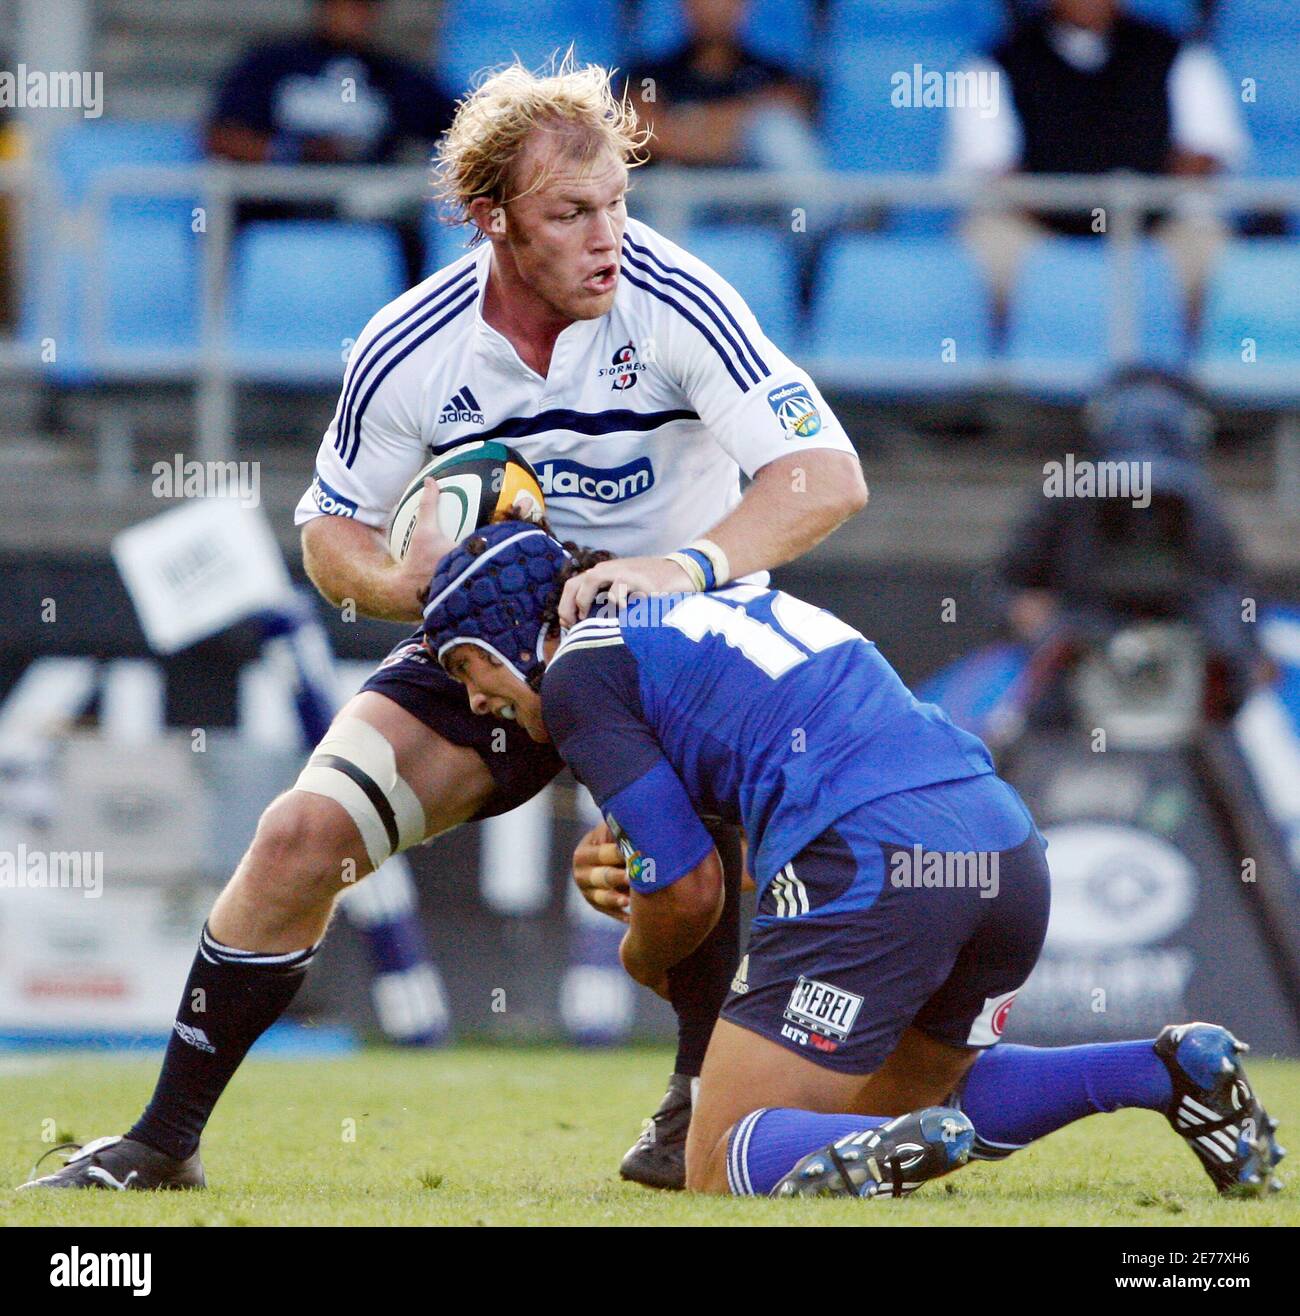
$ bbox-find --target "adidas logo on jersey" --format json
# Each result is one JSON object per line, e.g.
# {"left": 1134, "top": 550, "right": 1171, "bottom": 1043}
{"left": 439, "top": 386, "right": 484, "bottom": 426}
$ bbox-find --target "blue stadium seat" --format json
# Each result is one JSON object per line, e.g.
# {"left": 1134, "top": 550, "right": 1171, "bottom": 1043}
{"left": 632, "top": 0, "right": 815, "bottom": 66}
{"left": 806, "top": 236, "right": 993, "bottom": 386}
{"left": 50, "top": 118, "right": 200, "bottom": 223}
{"left": 825, "top": 0, "right": 1004, "bottom": 46}
{"left": 435, "top": 0, "right": 620, "bottom": 95}
{"left": 35, "top": 121, "right": 202, "bottom": 384}
{"left": 1006, "top": 238, "right": 1187, "bottom": 393}
{"left": 102, "top": 216, "right": 201, "bottom": 349}
{"left": 1196, "top": 240, "right": 1300, "bottom": 399}
{"left": 1216, "top": 40, "right": 1300, "bottom": 177}
{"left": 823, "top": 37, "right": 968, "bottom": 173}
{"left": 42, "top": 214, "right": 201, "bottom": 386}
{"left": 681, "top": 226, "right": 801, "bottom": 352}
{"left": 229, "top": 222, "right": 406, "bottom": 382}
{"left": 1214, "top": 0, "right": 1299, "bottom": 46}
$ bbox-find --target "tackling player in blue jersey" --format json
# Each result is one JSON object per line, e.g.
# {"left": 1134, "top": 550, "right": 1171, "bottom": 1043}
{"left": 425, "top": 519, "right": 1284, "bottom": 1198}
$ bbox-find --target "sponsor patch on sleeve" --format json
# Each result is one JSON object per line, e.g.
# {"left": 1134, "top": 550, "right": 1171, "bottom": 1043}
{"left": 605, "top": 811, "right": 654, "bottom": 888}
{"left": 311, "top": 473, "right": 359, "bottom": 518}
{"left": 766, "top": 381, "right": 822, "bottom": 439}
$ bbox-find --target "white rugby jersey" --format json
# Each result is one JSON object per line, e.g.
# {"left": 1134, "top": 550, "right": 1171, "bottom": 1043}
{"left": 294, "top": 216, "right": 855, "bottom": 561}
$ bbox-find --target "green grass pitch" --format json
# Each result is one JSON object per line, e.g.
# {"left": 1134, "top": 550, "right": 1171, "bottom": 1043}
{"left": 3, "top": 1047, "right": 1297, "bottom": 1226}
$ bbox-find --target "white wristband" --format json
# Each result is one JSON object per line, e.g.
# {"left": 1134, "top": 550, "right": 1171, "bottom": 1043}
{"left": 689, "top": 538, "right": 731, "bottom": 589}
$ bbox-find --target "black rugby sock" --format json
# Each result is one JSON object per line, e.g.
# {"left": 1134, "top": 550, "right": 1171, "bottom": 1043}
{"left": 667, "top": 829, "right": 743, "bottom": 1078}
{"left": 128, "top": 924, "right": 319, "bottom": 1161}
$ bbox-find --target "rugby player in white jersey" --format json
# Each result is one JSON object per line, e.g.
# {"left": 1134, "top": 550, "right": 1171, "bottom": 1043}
{"left": 20, "top": 56, "right": 866, "bottom": 1192}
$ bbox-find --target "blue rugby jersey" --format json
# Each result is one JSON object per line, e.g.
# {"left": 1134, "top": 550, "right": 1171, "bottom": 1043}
{"left": 541, "top": 585, "right": 997, "bottom": 900}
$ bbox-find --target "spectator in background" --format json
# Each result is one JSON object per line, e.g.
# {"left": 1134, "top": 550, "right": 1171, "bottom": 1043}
{"left": 627, "top": 0, "right": 825, "bottom": 173}
{"left": 206, "top": 0, "right": 454, "bottom": 284}
{"left": 947, "top": 0, "right": 1249, "bottom": 322}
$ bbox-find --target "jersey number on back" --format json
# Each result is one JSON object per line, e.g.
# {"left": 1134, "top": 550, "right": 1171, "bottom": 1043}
{"left": 664, "top": 587, "right": 862, "bottom": 679}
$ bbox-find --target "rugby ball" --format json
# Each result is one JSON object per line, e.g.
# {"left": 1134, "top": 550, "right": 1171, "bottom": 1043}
{"left": 386, "top": 441, "right": 545, "bottom": 562}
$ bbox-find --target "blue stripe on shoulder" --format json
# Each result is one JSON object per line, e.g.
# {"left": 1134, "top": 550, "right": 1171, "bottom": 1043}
{"left": 620, "top": 267, "right": 750, "bottom": 393}
{"left": 334, "top": 259, "right": 473, "bottom": 455}
{"left": 624, "top": 248, "right": 761, "bottom": 387}
{"left": 623, "top": 233, "right": 769, "bottom": 382}
{"left": 336, "top": 261, "right": 478, "bottom": 463}
{"left": 343, "top": 286, "right": 477, "bottom": 467}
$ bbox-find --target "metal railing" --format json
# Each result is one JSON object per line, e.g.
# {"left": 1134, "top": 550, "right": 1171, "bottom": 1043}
{"left": 0, "top": 159, "right": 1298, "bottom": 463}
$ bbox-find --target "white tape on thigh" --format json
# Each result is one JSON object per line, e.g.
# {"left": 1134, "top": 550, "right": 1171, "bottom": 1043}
{"left": 293, "top": 716, "right": 426, "bottom": 869}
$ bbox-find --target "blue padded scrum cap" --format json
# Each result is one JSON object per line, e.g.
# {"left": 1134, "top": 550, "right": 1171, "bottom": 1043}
{"left": 422, "top": 521, "right": 571, "bottom": 683}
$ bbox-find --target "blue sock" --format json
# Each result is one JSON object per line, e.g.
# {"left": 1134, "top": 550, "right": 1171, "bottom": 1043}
{"left": 959, "top": 1041, "right": 1173, "bottom": 1151}
{"left": 726, "top": 1108, "right": 888, "bottom": 1196}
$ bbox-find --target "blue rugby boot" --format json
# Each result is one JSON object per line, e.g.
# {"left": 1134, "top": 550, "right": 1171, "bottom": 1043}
{"left": 772, "top": 1106, "right": 975, "bottom": 1199}
{"left": 1155, "top": 1023, "right": 1284, "bottom": 1197}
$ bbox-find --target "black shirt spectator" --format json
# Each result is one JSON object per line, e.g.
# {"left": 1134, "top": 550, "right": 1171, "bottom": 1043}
{"left": 625, "top": 0, "right": 818, "bottom": 168}
{"left": 206, "top": 0, "right": 454, "bottom": 285}
{"left": 210, "top": 36, "right": 452, "bottom": 167}
{"left": 947, "top": 0, "right": 1248, "bottom": 318}
{"left": 636, "top": 42, "right": 794, "bottom": 110}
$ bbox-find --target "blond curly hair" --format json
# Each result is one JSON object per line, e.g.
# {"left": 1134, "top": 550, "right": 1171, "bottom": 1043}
{"left": 432, "top": 48, "right": 651, "bottom": 241}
